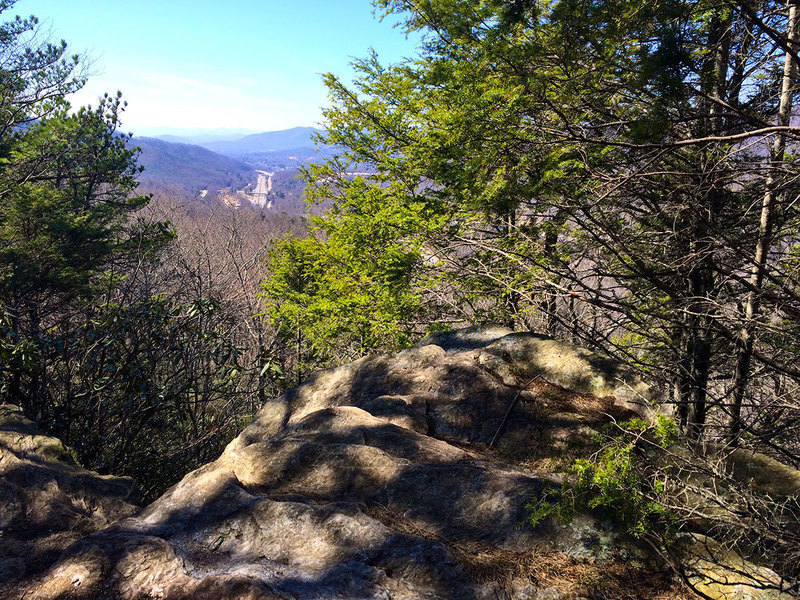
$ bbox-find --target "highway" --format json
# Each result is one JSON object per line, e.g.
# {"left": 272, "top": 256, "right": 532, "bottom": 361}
{"left": 252, "top": 170, "right": 273, "bottom": 207}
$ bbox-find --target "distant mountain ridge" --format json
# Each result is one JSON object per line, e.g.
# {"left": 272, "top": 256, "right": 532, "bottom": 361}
{"left": 199, "top": 126, "right": 325, "bottom": 156}
{"left": 146, "top": 127, "right": 255, "bottom": 145}
{"left": 155, "top": 133, "right": 250, "bottom": 145}
{"left": 131, "top": 128, "right": 334, "bottom": 212}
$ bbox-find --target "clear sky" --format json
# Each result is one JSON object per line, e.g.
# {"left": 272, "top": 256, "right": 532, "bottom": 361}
{"left": 13, "top": 0, "right": 419, "bottom": 135}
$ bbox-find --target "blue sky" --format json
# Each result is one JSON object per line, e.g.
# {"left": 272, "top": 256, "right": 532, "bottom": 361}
{"left": 15, "top": 0, "right": 419, "bottom": 135}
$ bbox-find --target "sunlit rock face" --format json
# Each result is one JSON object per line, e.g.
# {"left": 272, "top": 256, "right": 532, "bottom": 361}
{"left": 7, "top": 327, "right": 776, "bottom": 600}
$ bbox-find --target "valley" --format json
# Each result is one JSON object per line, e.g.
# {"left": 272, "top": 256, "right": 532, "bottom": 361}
{"left": 3, "top": 2, "right": 799, "bottom": 599}
{"left": 132, "top": 126, "right": 332, "bottom": 214}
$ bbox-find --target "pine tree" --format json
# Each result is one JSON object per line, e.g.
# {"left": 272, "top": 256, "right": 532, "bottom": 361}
{"left": 0, "top": 3, "right": 167, "bottom": 414}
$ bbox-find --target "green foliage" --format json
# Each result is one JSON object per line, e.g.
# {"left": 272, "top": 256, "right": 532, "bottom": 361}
{"left": 257, "top": 0, "right": 798, "bottom": 588}
{"left": 0, "top": 93, "right": 174, "bottom": 416}
{"left": 0, "top": 3, "right": 83, "bottom": 137}
{"left": 654, "top": 414, "right": 680, "bottom": 447}
{"left": 261, "top": 215, "right": 424, "bottom": 373}
{"left": 261, "top": 3, "right": 575, "bottom": 349}
{"left": 0, "top": 3, "right": 173, "bottom": 418}
{"left": 0, "top": 302, "right": 35, "bottom": 393}
{"left": 0, "top": 94, "right": 154, "bottom": 304}
{"left": 295, "top": 0, "right": 800, "bottom": 459}
{"left": 0, "top": 5, "right": 249, "bottom": 498}
{"left": 528, "top": 418, "right": 679, "bottom": 541}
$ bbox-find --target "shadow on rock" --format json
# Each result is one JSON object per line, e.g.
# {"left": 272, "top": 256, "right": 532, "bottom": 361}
{"left": 7, "top": 327, "right": 670, "bottom": 600}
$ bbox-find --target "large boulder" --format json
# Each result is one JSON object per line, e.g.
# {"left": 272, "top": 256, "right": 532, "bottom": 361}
{"left": 5, "top": 327, "right": 790, "bottom": 599}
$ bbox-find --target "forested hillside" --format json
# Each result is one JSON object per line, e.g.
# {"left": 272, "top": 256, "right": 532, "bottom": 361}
{"left": 133, "top": 136, "right": 254, "bottom": 198}
{"left": 0, "top": 4, "right": 306, "bottom": 498}
{"left": 1, "top": 0, "right": 800, "bottom": 597}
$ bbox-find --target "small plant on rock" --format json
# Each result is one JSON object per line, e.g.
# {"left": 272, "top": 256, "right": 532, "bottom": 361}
{"left": 527, "top": 416, "right": 680, "bottom": 543}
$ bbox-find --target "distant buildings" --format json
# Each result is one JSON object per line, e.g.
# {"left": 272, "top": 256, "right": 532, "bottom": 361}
{"left": 218, "top": 171, "right": 274, "bottom": 209}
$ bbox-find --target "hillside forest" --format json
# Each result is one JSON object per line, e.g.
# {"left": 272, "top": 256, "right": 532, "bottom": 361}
{"left": 1, "top": 0, "right": 800, "bottom": 596}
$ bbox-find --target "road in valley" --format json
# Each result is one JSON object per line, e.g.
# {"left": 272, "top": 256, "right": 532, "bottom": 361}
{"left": 253, "top": 170, "right": 273, "bottom": 207}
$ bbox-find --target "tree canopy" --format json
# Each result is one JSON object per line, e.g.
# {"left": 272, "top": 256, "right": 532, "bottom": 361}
{"left": 265, "top": 0, "right": 800, "bottom": 450}
{"left": 0, "top": 2, "right": 258, "bottom": 497}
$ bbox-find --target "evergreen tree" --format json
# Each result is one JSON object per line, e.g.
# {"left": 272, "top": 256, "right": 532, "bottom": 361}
{"left": 265, "top": 0, "right": 800, "bottom": 448}
{"left": 261, "top": 3, "right": 800, "bottom": 587}
{"left": 0, "top": 3, "right": 168, "bottom": 416}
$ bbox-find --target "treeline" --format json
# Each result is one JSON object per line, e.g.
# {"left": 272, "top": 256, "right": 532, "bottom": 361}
{"left": 261, "top": 0, "right": 800, "bottom": 589}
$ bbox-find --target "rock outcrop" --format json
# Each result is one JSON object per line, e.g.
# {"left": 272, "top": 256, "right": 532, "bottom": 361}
{"left": 0, "top": 404, "right": 138, "bottom": 587}
{"left": 1, "top": 327, "right": 793, "bottom": 599}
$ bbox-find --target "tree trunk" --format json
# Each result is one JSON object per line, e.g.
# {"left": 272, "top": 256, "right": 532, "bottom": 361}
{"left": 728, "top": 1, "right": 799, "bottom": 444}
{"left": 679, "top": 7, "right": 733, "bottom": 439}
{"left": 540, "top": 213, "right": 563, "bottom": 335}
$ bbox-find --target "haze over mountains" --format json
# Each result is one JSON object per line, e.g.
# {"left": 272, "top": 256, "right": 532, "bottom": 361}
{"left": 142, "top": 127, "right": 256, "bottom": 145}
{"left": 152, "top": 126, "right": 325, "bottom": 156}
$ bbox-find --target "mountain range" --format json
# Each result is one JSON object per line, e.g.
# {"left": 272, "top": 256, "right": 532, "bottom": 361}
{"left": 131, "top": 127, "right": 332, "bottom": 209}
{"left": 139, "top": 127, "right": 255, "bottom": 145}
{"left": 152, "top": 126, "right": 325, "bottom": 157}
